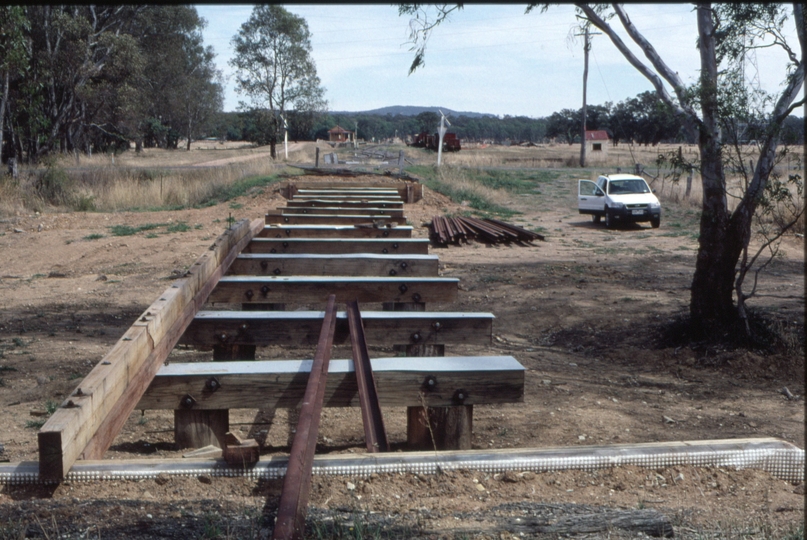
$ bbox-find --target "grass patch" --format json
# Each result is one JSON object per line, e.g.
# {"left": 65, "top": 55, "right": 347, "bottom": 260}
{"left": 480, "top": 275, "right": 514, "bottom": 284}
{"left": 83, "top": 233, "right": 105, "bottom": 241}
{"left": 109, "top": 223, "right": 167, "bottom": 236}
{"left": 407, "top": 165, "right": 518, "bottom": 217}
{"left": 197, "top": 173, "right": 282, "bottom": 207}
{"left": 166, "top": 221, "right": 191, "bottom": 233}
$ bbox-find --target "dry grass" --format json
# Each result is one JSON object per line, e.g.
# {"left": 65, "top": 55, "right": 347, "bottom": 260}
{"left": 1, "top": 141, "right": 801, "bottom": 223}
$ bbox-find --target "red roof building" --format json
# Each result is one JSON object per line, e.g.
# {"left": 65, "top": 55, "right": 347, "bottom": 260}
{"left": 584, "top": 130, "right": 610, "bottom": 153}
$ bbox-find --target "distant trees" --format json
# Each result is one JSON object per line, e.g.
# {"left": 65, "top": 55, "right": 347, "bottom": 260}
{"left": 230, "top": 5, "right": 327, "bottom": 158}
{"left": 0, "top": 6, "right": 224, "bottom": 163}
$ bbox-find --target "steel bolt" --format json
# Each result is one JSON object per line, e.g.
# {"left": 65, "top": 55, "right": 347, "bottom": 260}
{"left": 382, "top": 248, "right": 388, "bottom": 254}
{"left": 399, "top": 284, "right": 408, "bottom": 294}
{"left": 432, "top": 321, "right": 442, "bottom": 331}
{"left": 412, "top": 293, "right": 422, "bottom": 303}
{"left": 273, "top": 268, "right": 282, "bottom": 275}
{"left": 261, "top": 285, "right": 270, "bottom": 296}
{"left": 411, "top": 332, "right": 421, "bottom": 343}
{"left": 205, "top": 377, "right": 220, "bottom": 392}
{"left": 389, "top": 269, "right": 397, "bottom": 276}
{"left": 453, "top": 389, "right": 468, "bottom": 403}
{"left": 260, "top": 261, "right": 268, "bottom": 270}
{"left": 400, "top": 262, "right": 407, "bottom": 269}
{"left": 392, "top": 243, "right": 399, "bottom": 249}
{"left": 423, "top": 375, "right": 437, "bottom": 390}
{"left": 245, "top": 289, "right": 254, "bottom": 300}
{"left": 219, "top": 333, "right": 228, "bottom": 343}
{"left": 282, "top": 242, "right": 289, "bottom": 248}
{"left": 270, "top": 248, "right": 277, "bottom": 253}
{"left": 180, "top": 395, "right": 196, "bottom": 408}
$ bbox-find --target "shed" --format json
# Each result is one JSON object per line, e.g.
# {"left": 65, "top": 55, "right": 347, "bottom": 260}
{"left": 584, "top": 130, "right": 610, "bottom": 154}
{"left": 328, "top": 125, "right": 352, "bottom": 143}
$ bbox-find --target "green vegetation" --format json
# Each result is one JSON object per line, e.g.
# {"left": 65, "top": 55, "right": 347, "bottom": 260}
{"left": 197, "top": 174, "right": 282, "bottom": 207}
{"left": 407, "top": 165, "right": 518, "bottom": 217}
{"left": 83, "top": 233, "right": 104, "bottom": 241}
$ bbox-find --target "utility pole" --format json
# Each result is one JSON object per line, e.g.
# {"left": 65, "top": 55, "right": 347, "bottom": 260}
{"left": 576, "top": 25, "right": 600, "bottom": 168}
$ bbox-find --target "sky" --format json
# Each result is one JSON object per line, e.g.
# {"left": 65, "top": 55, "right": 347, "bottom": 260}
{"left": 195, "top": 4, "right": 802, "bottom": 119}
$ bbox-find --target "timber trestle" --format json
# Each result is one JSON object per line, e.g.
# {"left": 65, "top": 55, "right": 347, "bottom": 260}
{"left": 35, "top": 180, "right": 525, "bottom": 537}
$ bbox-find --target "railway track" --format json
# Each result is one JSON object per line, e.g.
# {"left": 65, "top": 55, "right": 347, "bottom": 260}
{"left": 1, "top": 177, "right": 800, "bottom": 539}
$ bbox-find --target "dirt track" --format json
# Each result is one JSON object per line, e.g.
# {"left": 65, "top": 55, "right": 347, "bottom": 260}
{"left": 0, "top": 168, "right": 803, "bottom": 538}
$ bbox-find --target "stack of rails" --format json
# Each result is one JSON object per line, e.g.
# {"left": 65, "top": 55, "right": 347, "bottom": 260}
{"left": 430, "top": 215, "right": 544, "bottom": 245}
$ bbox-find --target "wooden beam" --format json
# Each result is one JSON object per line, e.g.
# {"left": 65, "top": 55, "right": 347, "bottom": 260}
{"left": 259, "top": 225, "right": 413, "bottom": 239}
{"left": 208, "top": 276, "right": 458, "bottom": 305}
{"left": 279, "top": 207, "right": 405, "bottom": 217}
{"left": 244, "top": 238, "right": 429, "bottom": 255}
{"left": 265, "top": 213, "right": 407, "bottom": 226}
{"left": 137, "top": 356, "right": 525, "bottom": 410}
{"left": 286, "top": 199, "right": 403, "bottom": 209}
{"left": 228, "top": 253, "right": 439, "bottom": 277}
{"left": 283, "top": 182, "right": 421, "bottom": 203}
{"left": 180, "top": 311, "right": 494, "bottom": 347}
{"left": 37, "top": 218, "right": 265, "bottom": 481}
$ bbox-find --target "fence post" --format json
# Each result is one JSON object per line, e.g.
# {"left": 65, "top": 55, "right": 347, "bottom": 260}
{"left": 315, "top": 147, "right": 320, "bottom": 168}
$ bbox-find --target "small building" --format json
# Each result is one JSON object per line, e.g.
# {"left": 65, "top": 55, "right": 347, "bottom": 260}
{"left": 328, "top": 125, "right": 352, "bottom": 143}
{"left": 584, "top": 130, "right": 610, "bottom": 154}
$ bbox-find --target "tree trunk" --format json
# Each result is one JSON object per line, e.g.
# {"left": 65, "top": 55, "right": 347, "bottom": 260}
{"left": 689, "top": 4, "right": 735, "bottom": 334}
{"left": 0, "top": 70, "right": 7, "bottom": 164}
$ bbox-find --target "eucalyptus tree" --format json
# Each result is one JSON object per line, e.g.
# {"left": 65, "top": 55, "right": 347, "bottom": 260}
{"left": 400, "top": 3, "right": 804, "bottom": 338}
{"left": 0, "top": 6, "right": 29, "bottom": 165}
{"left": 230, "top": 5, "right": 326, "bottom": 158}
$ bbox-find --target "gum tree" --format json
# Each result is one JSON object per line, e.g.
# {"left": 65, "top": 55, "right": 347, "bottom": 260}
{"left": 230, "top": 5, "right": 326, "bottom": 158}
{"left": 400, "top": 3, "right": 805, "bottom": 338}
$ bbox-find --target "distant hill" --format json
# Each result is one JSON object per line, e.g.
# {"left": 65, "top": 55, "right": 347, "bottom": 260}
{"left": 331, "top": 106, "right": 496, "bottom": 118}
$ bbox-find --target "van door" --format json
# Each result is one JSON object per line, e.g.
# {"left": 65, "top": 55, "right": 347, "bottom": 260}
{"left": 578, "top": 180, "right": 604, "bottom": 213}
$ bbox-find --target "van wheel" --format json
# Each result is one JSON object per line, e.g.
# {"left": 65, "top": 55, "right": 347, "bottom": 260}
{"left": 593, "top": 214, "right": 601, "bottom": 224}
{"left": 604, "top": 209, "right": 614, "bottom": 229}
{"left": 651, "top": 216, "right": 660, "bottom": 228}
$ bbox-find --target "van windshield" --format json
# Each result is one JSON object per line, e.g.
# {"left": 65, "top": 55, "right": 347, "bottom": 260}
{"left": 609, "top": 179, "right": 650, "bottom": 194}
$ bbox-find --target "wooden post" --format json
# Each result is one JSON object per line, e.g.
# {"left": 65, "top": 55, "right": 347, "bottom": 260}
{"left": 315, "top": 147, "right": 319, "bottom": 168}
{"left": 685, "top": 175, "right": 692, "bottom": 199}
{"left": 384, "top": 302, "right": 472, "bottom": 451}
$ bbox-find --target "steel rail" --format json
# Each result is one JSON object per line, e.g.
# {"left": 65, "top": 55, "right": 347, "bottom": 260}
{"left": 346, "top": 301, "right": 390, "bottom": 453}
{"left": 271, "top": 294, "right": 337, "bottom": 540}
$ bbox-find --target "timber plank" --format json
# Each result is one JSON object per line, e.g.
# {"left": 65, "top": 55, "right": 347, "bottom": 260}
{"left": 180, "top": 311, "right": 494, "bottom": 347}
{"left": 137, "top": 356, "right": 525, "bottom": 410}
{"left": 244, "top": 238, "right": 429, "bottom": 255}
{"left": 228, "top": 253, "right": 439, "bottom": 277}
{"left": 278, "top": 207, "right": 405, "bottom": 217}
{"left": 208, "top": 276, "right": 458, "bottom": 304}
{"left": 37, "top": 218, "right": 264, "bottom": 481}
{"left": 286, "top": 199, "right": 403, "bottom": 209}
{"left": 265, "top": 213, "right": 407, "bottom": 226}
{"left": 258, "top": 225, "right": 412, "bottom": 239}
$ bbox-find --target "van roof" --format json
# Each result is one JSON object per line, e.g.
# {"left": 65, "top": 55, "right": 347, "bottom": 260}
{"left": 603, "top": 174, "right": 646, "bottom": 181}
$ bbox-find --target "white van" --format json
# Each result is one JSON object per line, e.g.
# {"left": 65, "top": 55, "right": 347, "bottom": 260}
{"left": 578, "top": 174, "right": 661, "bottom": 228}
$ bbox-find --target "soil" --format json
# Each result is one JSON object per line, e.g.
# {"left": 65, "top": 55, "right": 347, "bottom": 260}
{"left": 0, "top": 162, "right": 803, "bottom": 538}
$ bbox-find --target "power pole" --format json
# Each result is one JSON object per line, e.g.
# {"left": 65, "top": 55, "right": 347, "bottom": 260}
{"left": 576, "top": 26, "right": 600, "bottom": 168}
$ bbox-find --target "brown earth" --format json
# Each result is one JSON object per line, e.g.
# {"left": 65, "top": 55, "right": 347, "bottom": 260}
{"left": 0, "top": 165, "right": 803, "bottom": 538}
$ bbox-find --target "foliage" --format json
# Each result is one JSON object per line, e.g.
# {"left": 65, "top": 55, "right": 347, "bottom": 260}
{"left": 230, "top": 5, "right": 327, "bottom": 157}
{"left": 0, "top": 6, "right": 224, "bottom": 162}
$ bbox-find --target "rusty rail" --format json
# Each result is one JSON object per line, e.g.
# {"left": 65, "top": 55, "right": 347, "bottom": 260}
{"left": 271, "top": 295, "right": 338, "bottom": 540}
{"left": 346, "top": 300, "right": 390, "bottom": 453}
{"left": 430, "top": 216, "right": 544, "bottom": 245}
